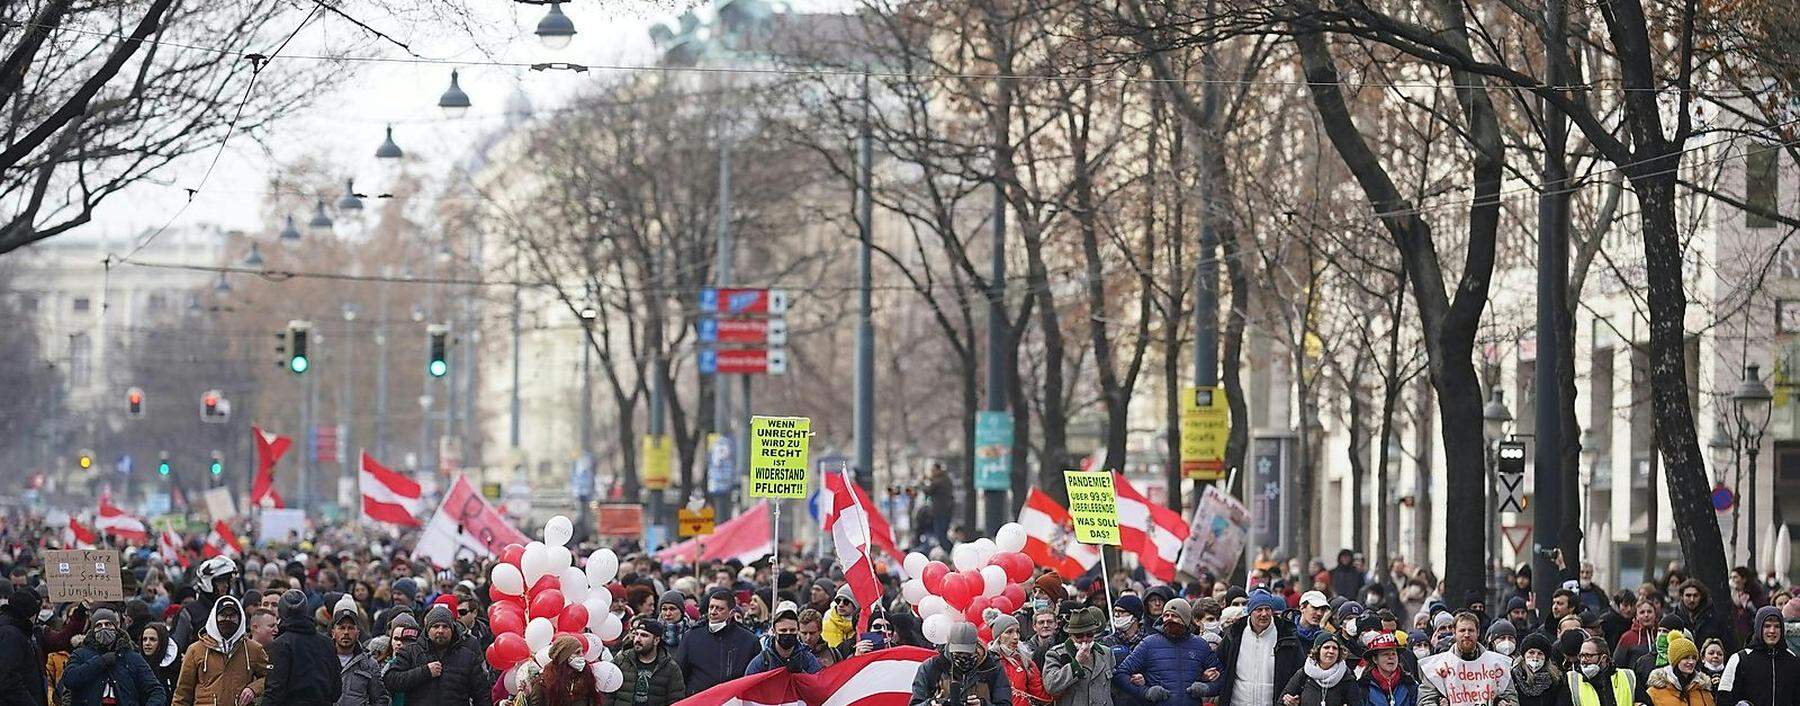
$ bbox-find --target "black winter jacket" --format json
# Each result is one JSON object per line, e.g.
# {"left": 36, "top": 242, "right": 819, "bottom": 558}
{"left": 1215, "top": 618, "right": 1305, "bottom": 706}
{"left": 909, "top": 654, "right": 1012, "bottom": 706}
{"left": 1281, "top": 665, "right": 1358, "bottom": 706}
{"left": 673, "top": 623, "right": 761, "bottom": 695}
{"left": 265, "top": 614, "right": 342, "bottom": 706}
{"left": 0, "top": 613, "right": 47, "bottom": 706}
{"left": 1717, "top": 608, "right": 1800, "bottom": 706}
{"left": 603, "top": 647, "right": 685, "bottom": 706}
{"left": 383, "top": 634, "right": 492, "bottom": 706}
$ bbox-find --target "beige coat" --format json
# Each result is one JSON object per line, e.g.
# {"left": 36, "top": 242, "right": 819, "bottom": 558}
{"left": 172, "top": 636, "right": 268, "bottom": 706}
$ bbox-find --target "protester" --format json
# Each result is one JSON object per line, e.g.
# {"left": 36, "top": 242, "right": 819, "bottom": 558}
{"left": 265, "top": 590, "right": 341, "bottom": 706}
{"left": 607, "top": 620, "right": 683, "bottom": 706}
{"left": 1695, "top": 638, "right": 1726, "bottom": 684}
{"left": 1358, "top": 633, "right": 1419, "bottom": 706}
{"left": 655, "top": 593, "right": 691, "bottom": 651}
{"left": 672, "top": 590, "right": 760, "bottom": 694}
{"left": 1614, "top": 601, "right": 1661, "bottom": 666}
{"left": 138, "top": 622, "right": 181, "bottom": 693}
{"left": 1293, "top": 593, "right": 1328, "bottom": 645}
{"left": 1717, "top": 607, "right": 1799, "bottom": 706}
{"left": 1114, "top": 599, "right": 1221, "bottom": 706}
{"left": 1328, "top": 552, "right": 1363, "bottom": 602}
{"left": 173, "top": 558, "right": 239, "bottom": 651}
{"left": 746, "top": 602, "right": 822, "bottom": 675}
{"left": 1645, "top": 633, "right": 1713, "bottom": 706}
{"left": 173, "top": 596, "right": 268, "bottom": 706}
{"left": 988, "top": 615, "right": 1050, "bottom": 706}
{"left": 1600, "top": 592, "right": 1636, "bottom": 650}
{"left": 1026, "top": 609, "right": 1062, "bottom": 669}
{"left": 61, "top": 615, "right": 168, "bottom": 706}
{"left": 823, "top": 588, "right": 861, "bottom": 652}
{"left": 1418, "top": 613, "right": 1516, "bottom": 706}
{"left": 1217, "top": 590, "right": 1303, "bottom": 706}
{"left": 911, "top": 623, "right": 1011, "bottom": 706}
{"left": 1565, "top": 638, "right": 1633, "bottom": 706}
{"left": 1488, "top": 620, "right": 1518, "bottom": 658}
{"left": 383, "top": 605, "right": 490, "bottom": 706}
{"left": 519, "top": 636, "right": 594, "bottom": 706}
{"left": 1511, "top": 633, "right": 1564, "bottom": 706}
{"left": 1279, "top": 633, "right": 1355, "bottom": 706}
{"left": 1671, "top": 581, "right": 1731, "bottom": 653}
{"left": 330, "top": 605, "right": 387, "bottom": 706}
{"left": 1040, "top": 608, "right": 1110, "bottom": 706}
{"left": 249, "top": 609, "right": 279, "bottom": 649}
{"left": 0, "top": 586, "right": 47, "bottom": 706}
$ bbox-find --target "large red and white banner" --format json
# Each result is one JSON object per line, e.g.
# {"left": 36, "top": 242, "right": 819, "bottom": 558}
{"left": 203, "top": 520, "right": 243, "bottom": 558}
{"left": 1018, "top": 488, "right": 1100, "bottom": 578}
{"left": 412, "top": 475, "right": 529, "bottom": 568}
{"left": 96, "top": 493, "right": 148, "bottom": 543}
{"left": 657, "top": 501, "right": 774, "bottom": 565}
{"left": 1112, "top": 472, "right": 1190, "bottom": 582}
{"left": 676, "top": 647, "right": 933, "bottom": 706}
{"left": 360, "top": 452, "right": 422, "bottom": 527}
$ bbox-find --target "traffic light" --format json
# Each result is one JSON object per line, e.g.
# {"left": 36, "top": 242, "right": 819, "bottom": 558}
{"left": 127, "top": 387, "right": 144, "bottom": 418}
{"left": 287, "top": 320, "right": 311, "bottom": 374}
{"left": 209, "top": 450, "right": 223, "bottom": 477}
{"left": 157, "top": 452, "right": 171, "bottom": 477}
{"left": 77, "top": 450, "right": 93, "bottom": 470}
{"left": 427, "top": 324, "right": 449, "bottom": 378}
{"left": 202, "top": 390, "right": 219, "bottom": 415}
{"left": 200, "top": 389, "right": 229, "bottom": 423}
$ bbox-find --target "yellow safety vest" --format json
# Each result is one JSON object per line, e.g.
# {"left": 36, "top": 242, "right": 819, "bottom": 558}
{"left": 1568, "top": 669, "right": 1637, "bottom": 706}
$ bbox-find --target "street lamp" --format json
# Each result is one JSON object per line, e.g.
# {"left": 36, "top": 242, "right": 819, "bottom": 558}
{"left": 278, "top": 213, "right": 302, "bottom": 243}
{"left": 438, "top": 70, "right": 472, "bottom": 118}
{"left": 308, "top": 197, "right": 335, "bottom": 236}
{"left": 336, "top": 179, "right": 364, "bottom": 212}
{"left": 214, "top": 272, "right": 232, "bottom": 295}
{"left": 375, "top": 125, "right": 404, "bottom": 160}
{"left": 1483, "top": 389, "right": 1513, "bottom": 441}
{"left": 535, "top": 3, "right": 576, "bottom": 49}
{"left": 1482, "top": 387, "right": 1511, "bottom": 601}
{"left": 243, "top": 243, "right": 265, "bottom": 268}
{"left": 1733, "top": 363, "right": 1773, "bottom": 562}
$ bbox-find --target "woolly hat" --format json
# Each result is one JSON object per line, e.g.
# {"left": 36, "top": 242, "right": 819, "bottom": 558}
{"left": 1035, "top": 572, "right": 1068, "bottom": 602}
{"left": 1115, "top": 594, "right": 1144, "bottom": 619}
{"left": 1783, "top": 597, "right": 1800, "bottom": 620}
{"left": 1505, "top": 596, "right": 1528, "bottom": 613}
{"left": 1485, "top": 619, "right": 1516, "bottom": 641}
{"left": 988, "top": 613, "right": 1020, "bottom": 639}
{"left": 1311, "top": 630, "right": 1345, "bottom": 654}
{"left": 390, "top": 612, "right": 420, "bottom": 633}
{"left": 90, "top": 607, "right": 120, "bottom": 627}
{"left": 423, "top": 604, "right": 456, "bottom": 629}
{"left": 1163, "top": 598, "right": 1195, "bottom": 624}
{"left": 391, "top": 578, "right": 420, "bottom": 602}
{"left": 1246, "top": 589, "right": 1285, "bottom": 615}
{"left": 1519, "top": 631, "right": 1554, "bottom": 657}
{"left": 1668, "top": 633, "right": 1698, "bottom": 666}
{"left": 1659, "top": 613, "right": 1691, "bottom": 632}
{"left": 1222, "top": 586, "right": 1249, "bottom": 606}
{"left": 1335, "top": 601, "right": 1365, "bottom": 620}
{"left": 432, "top": 594, "right": 460, "bottom": 614}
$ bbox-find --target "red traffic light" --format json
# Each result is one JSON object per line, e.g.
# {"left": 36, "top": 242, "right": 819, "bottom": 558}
{"left": 129, "top": 391, "right": 142, "bottom": 404}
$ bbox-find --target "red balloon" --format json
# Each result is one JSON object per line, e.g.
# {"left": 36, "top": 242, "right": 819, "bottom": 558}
{"left": 528, "top": 574, "right": 561, "bottom": 598}
{"left": 529, "top": 588, "right": 566, "bottom": 620}
{"left": 492, "top": 632, "right": 530, "bottom": 669}
{"left": 921, "top": 562, "right": 950, "bottom": 595}
{"left": 496, "top": 593, "right": 526, "bottom": 610}
{"left": 942, "top": 575, "right": 974, "bottom": 611}
{"left": 489, "top": 602, "right": 527, "bottom": 635}
{"left": 962, "top": 596, "right": 992, "bottom": 624}
{"left": 557, "top": 604, "right": 590, "bottom": 633}
{"left": 1003, "top": 554, "right": 1033, "bottom": 584}
{"left": 501, "top": 544, "right": 526, "bottom": 568}
{"left": 1001, "top": 583, "right": 1026, "bottom": 608}
{"left": 989, "top": 595, "right": 1014, "bottom": 614}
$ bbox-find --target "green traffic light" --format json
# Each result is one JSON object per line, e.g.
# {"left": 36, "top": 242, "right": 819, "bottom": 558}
{"left": 210, "top": 461, "right": 223, "bottom": 476}
{"left": 157, "top": 462, "right": 170, "bottom": 477}
{"left": 290, "top": 355, "right": 309, "bottom": 374}
{"left": 428, "top": 359, "right": 448, "bottom": 377}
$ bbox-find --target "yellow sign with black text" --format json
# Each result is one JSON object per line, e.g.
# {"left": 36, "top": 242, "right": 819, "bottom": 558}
{"left": 748, "top": 415, "right": 811, "bottom": 498}
{"left": 641, "top": 434, "right": 672, "bottom": 491}
{"left": 1181, "top": 386, "right": 1229, "bottom": 480}
{"left": 1063, "top": 471, "right": 1121, "bottom": 546}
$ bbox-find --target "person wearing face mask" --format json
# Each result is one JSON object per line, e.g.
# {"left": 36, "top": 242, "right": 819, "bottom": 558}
{"left": 1417, "top": 613, "right": 1517, "bottom": 706}
{"left": 519, "top": 636, "right": 595, "bottom": 706}
{"left": 382, "top": 605, "right": 491, "bottom": 706}
{"left": 264, "top": 590, "right": 341, "bottom": 706}
{"left": 1039, "top": 608, "right": 1109, "bottom": 706}
{"left": 1406, "top": 630, "right": 1432, "bottom": 667}
{"left": 1645, "top": 633, "right": 1714, "bottom": 706}
{"left": 1716, "top": 607, "right": 1799, "bottom": 706}
{"left": 746, "top": 603, "right": 822, "bottom": 675}
{"left": 672, "top": 589, "right": 760, "bottom": 694}
{"left": 1217, "top": 590, "right": 1304, "bottom": 706}
{"left": 173, "top": 597, "right": 268, "bottom": 706}
{"left": 60, "top": 609, "right": 167, "bottom": 706}
{"left": 1278, "top": 633, "right": 1355, "bottom": 706}
{"left": 988, "top": 615, "right": 1052, "bottom": 706}
{"left": 1113, "top": 600, "right": 1222, "bottom": 706}
{"left": 1510, "top": 633, "right": 1564, "bottom": 706}
{"left": 0, "top": 585, "right": 47, "bottom": 706}
{"left": 1487, "top": 620, "right": 1519, "bottom": 658}
{"left": 1103, "top": 596, "right": 1145, "bottom": 657}
{"left": 606, "top": 619, "right": 683, "bottom": 706}
{"left": 1356, "top": 633, "right": 1419, "bottom": 706}
{"left": 1694, "top": 639, "right": 1726, "bottom": 685}
{"left": 910, "top": 623, "right": 1012, "bottom": 706}
{"left": 1564, "top": 638, "right": 1633, "bottom": 706}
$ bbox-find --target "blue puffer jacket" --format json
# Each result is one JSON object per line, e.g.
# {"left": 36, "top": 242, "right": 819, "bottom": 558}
{"left": 61, "top": 646, "right": 169, "bottom": 706}
{"left": 1357, "top": 671, "right": 1419, "bottom": 706}
{"left": 1112, "top": 633, "right": 1223, "bottom": 706}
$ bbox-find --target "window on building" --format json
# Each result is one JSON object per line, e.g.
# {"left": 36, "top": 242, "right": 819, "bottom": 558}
{"left": 146, "top": 293, "right": 166, "bottom": 312}
{"left": 69, "top": 333, "right": 91, "bottom": 386}
{"left": 73, "top": 297, "right": 90, "bottom": 312}
{"left": 1747, "top": 143, "right": 1779, "bottom": 229}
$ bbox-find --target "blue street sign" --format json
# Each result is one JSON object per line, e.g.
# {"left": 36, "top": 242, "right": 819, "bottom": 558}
{"left": 699, "top": 348, "right": 718, "bottom": 375}
{"left": 699, "top": 288, "right": 718, "bottom": 312}
{"left": 698, "top": 318, "right": 718, "bottom": 343}
{"left": 116, "top": 455, "right": 132, "bottom": 475}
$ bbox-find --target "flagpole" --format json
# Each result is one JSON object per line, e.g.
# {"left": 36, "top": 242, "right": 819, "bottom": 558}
{"left": 1098, "top": 543, "right": 1116, "bottom": 637}
{"left": 770, "top": 500, "right": 781, "bottom": 619}
{"left": 844, "top": 462, "right": 882, "bottom": 629}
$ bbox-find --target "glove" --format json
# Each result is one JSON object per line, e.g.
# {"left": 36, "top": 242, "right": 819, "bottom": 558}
{"left": 1145, "top": 686, "right": 1170, "bottom": 702}
{"left": 1187, "top": 682, "right": 1209, "bottom": 698}
{"left": 96, "top": 652, "right": 118, "bottom": 669}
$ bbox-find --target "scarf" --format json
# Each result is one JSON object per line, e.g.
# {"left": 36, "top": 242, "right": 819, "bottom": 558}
{"left": 1512, "top": 664, "right": 1559, "bottom": 698}
{"left": 1370, "top": 667, "right": 1403, "bottom": 694}
{"left": 1305, "top": 659, "right": 1347, "bottom": 689}
{"left": 1655, "top": 632, "right": 1672, "bottom": 667}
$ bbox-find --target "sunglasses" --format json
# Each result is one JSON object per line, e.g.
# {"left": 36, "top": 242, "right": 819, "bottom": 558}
{"left": 871, "top": 622, "right": 892, "bottom": 631}
{"left": 458, "top": 607, "right": 475, "bottom": 616}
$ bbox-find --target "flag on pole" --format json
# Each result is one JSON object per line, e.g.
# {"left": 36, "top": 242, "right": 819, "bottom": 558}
{"left": 1018, "top": 488, "right": 1100, "bottom": 579}
{"left": 824, "top": 468, "right": 881, "bottom": 631}
{"left": 656, "top": 501, "right": 775, "bottom": 565}
{"left": 820, "top": 471, "right": 904, "bottom": 565}
{"left": 158, "top": 527, "right": 189, "bottom": 567}
{"left": 360, "top": 452, "right": 422, "bottom": 527}
{"left": 412, "top": 475, "right": 531, "bottom": 569}
{"left": 251, "top": 425, "right": 291, "bottom": 508}
{"left": 65, "top": 517, "right": 96, "bottom": 548}
{"left": 203, "top": 520, "right": 243, "bottom": 557}
{"left": 1112, "top": 472, "right": 1190, "bottom": 582}
{"left": 97, "top": 493, "right": 148, "bottom": 543}
{"left": 677, "top": 645, "right": 934, "bottom": 706}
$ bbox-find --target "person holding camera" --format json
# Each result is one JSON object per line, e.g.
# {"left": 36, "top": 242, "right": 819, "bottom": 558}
{"left": 910, "top": 623, "right": 1012, "bottom": 706}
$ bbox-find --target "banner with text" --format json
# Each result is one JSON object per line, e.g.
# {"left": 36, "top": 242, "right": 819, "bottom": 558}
{"left": 1063, "top": 471, "right": 1121, "bottom": 546}
{"left": 748, "top": 416, "right": 811, "bottom": 498}
{"left": 1176, "top": 485, "right": 1250, "bottom": 578}
{"left": 413, "top": 474, "right": 531, "bottom": 568}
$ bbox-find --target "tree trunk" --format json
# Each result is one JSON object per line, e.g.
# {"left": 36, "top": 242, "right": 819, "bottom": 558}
{"left": 1216, "top": 147, "right": 1252, "bottom": 500}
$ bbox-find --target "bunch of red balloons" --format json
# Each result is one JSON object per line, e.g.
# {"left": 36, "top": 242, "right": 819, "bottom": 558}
{"left": 480, "top": 515, "right": 627, "bottom": 695}
{"left": 899, "top": 522, "right": 1036, "bottom": 644}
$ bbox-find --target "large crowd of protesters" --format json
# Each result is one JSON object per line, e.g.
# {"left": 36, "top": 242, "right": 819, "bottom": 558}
{"left": 0, "top": 518, "right": 1793, "bottom": 706}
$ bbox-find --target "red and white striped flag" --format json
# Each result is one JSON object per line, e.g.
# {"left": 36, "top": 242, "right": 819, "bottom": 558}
{"left": 251, "top": 425, "right": 291, "bottom": 509}
{"left": 158, "top": 528, "right": 189, "bottom": 567}
{"left": 1112, "top": 472, "right": 1190, "bottom": 582}
{"left": 65, "top": 517, "right": 96, "bottom": 548}
{"left": 821, "top": 471, "right": 904, "bottom": 565}
{"left": 361, "top": 452, "right": 421, "bottom": 527}
{"left": 824, "top": 468, "right": 880, "bottom": 631}
{"left": 96, "top": 493, "right": 148, "bottom": 543}
{"left": 202, "top": 520, "right": 243, "bottom": 557}
{"left": 1018, "top": 488, "right": 1100, "bottom": 579}
{"left": 679, "top": 646, "right": 934, "bottom": 706}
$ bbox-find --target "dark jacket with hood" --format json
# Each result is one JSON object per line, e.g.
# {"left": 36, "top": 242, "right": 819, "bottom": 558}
{"left": 265, "top": 598, "right": 342, "bottom": 706}
{"left": 62, "top": 629, "right": 169, "bottom": 706}
{"left": 1215, "top": 617, "right": 1305, "bottom": 706}
{"left": 141, "top": 623, "right": 183, "bottom": 694}
{"left": 1717, "top": 607, "right": 1799, "bottom": 706}
{"left": 672, "top": 620, "right": 761, "bottom": 695}
{"left": 0, "top": 590, "right": 48, "bottom": 706}
{"left": 1672, "top": 593, "right": 1733, "bottom": 656}
{"left": 744, "top": 637, "right": 823, "bottom": 675}
{"left": 604, "top": 646, "right": 683, "bottom": 706}
{"left": 911, "top": 652, "right": 1013, "bottom": 706}
{"left": 383, "top": 607, "right": 491, "bottom": 706}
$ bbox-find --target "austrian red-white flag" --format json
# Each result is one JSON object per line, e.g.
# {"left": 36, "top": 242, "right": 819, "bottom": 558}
{"left": 158, "top": 528, "right": 189, "bottom": 567}
{"left": 821, "top": 471, "right": 904, "bottom": 565}
{"left": 96, "top": 493, "right": 148, "bottom": 543}
{"left": 65, "top": 517, "right": 97, "bottom": 548}
{"left": 1018, "top": 488, "right": 1100, "bottom": 579}
{"left": 202, "top": 520, "right": 243, "bottom": 557}
{"left": 360, "top": 452, "right": 422, "bottom": 527}
{"left": 678, "top": 645, "right": 934, "bottom": 706}
{"left": 824, "top": 469, "right": 880, "bottom": 631}
{"left": 251, "top": 425, "right": 291, "bottom": 508}
{"left": 1112, "top": 472, "right": 1190, "bottom": 582}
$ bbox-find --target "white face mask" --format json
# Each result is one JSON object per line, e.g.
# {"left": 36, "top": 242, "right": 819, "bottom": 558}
{"left": 1703, "top": 659, "right": 1723, "bottom": 670}
{"left": 567, "top": 657, "right": 587, "bottom": 672}
{"left": 1580, "top": 665, "right": 1601, "bottom": 678}
{"left": 1494, "top": 640, "right": 1515, "bottom": 656}
{"left": 1412, "top": 647, "right": 1431, "bottom": 659}
{"left": 708, "top": 621, "right": 728, "bottom": 633}
{"left": 1112, "top": 617, "right": 1136, "bottom": 631}
{"left": 1525, "top": 657, "right": 1545, "bottom": 671}
{"left": 1203, "top": 621, "right": 1222, "bottom": 634}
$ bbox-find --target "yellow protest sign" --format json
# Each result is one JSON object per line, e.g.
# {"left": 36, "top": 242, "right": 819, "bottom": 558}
{"left": 641, "top": 434, "right": 672, "bottom": 490}
{"left": 748, "top": 415, "right": 811, "bottom": 498}
{"left": 677, "top": 507, "right": 716, "bottom": 537}
{"left": 1062, "top": 471, "right": 1121, "bottom": 545}
{"left": 1181, "top": 386, "right": 1229, "bottom": 480}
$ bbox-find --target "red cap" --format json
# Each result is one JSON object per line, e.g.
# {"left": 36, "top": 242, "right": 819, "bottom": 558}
{"left": 433, "top": 594, "right": 460, "bottom": 613}
{"left": 1362, "top": 631, "right": 1400, "bottom": 653}
{"left": 608, "top": 583, "right": 627, "bottom": 602}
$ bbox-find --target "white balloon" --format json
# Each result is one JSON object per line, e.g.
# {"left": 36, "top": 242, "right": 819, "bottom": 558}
{"left": 971, "top": 538, "right": 998, "bottom": 564}
{"left": 543, "top": 515, "right": 574, "bottom": 547}
{"left": 532, "top": 646, "right": 552, "bottom": 668}
{"left": 922, "top": 613, "right": 952, "bottom": 644}
{"left": 525, "top": 617, "right": 555, "bottom": 652}
{"left": 582, "top": 634, "right": 605, "bottom": 661}
{"left": 594, "top": 661, "right": 625, "bottom": 693}
{"left": 587, "top": 601, "right": 609, "bottom": 632}
{"left": 995, "top": 523, "right": 1027, "bottom": 553}
{"left": 586, "top": 593, "right": 612, "bottom": 620}
{"left": 598, "top": 612, "right": 624, "bottom": 641}
{"left": 586, "top": 548, "right": 620, "bottom": 586}
{"left": 522, "top": 542, "right": 551, "bottom": 584}
{"left": 903, "top": 552, "right": 929, "bottom": 579}
{"left": 918, "top": 595, "right": 949, "bottom": 618}
{"left": 951, "top": 544, "right": 978, "bottom": 572}
{"left": 547, "top": 545, "right": 574, "bottom": 575}
{"left": 491, "top": 563, "right": 525, "bottom": 596}
{"left": 559, "top": 567, "right": 590, "bottom": 604}
{"left": 980, "top": 565, "right": 1007, "bottom": 598}
{"left": 902, "top": 579, "right": 929, "bottom": 605}
{"left": 501, "top": 665, "right": 521, "bottom": 695}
